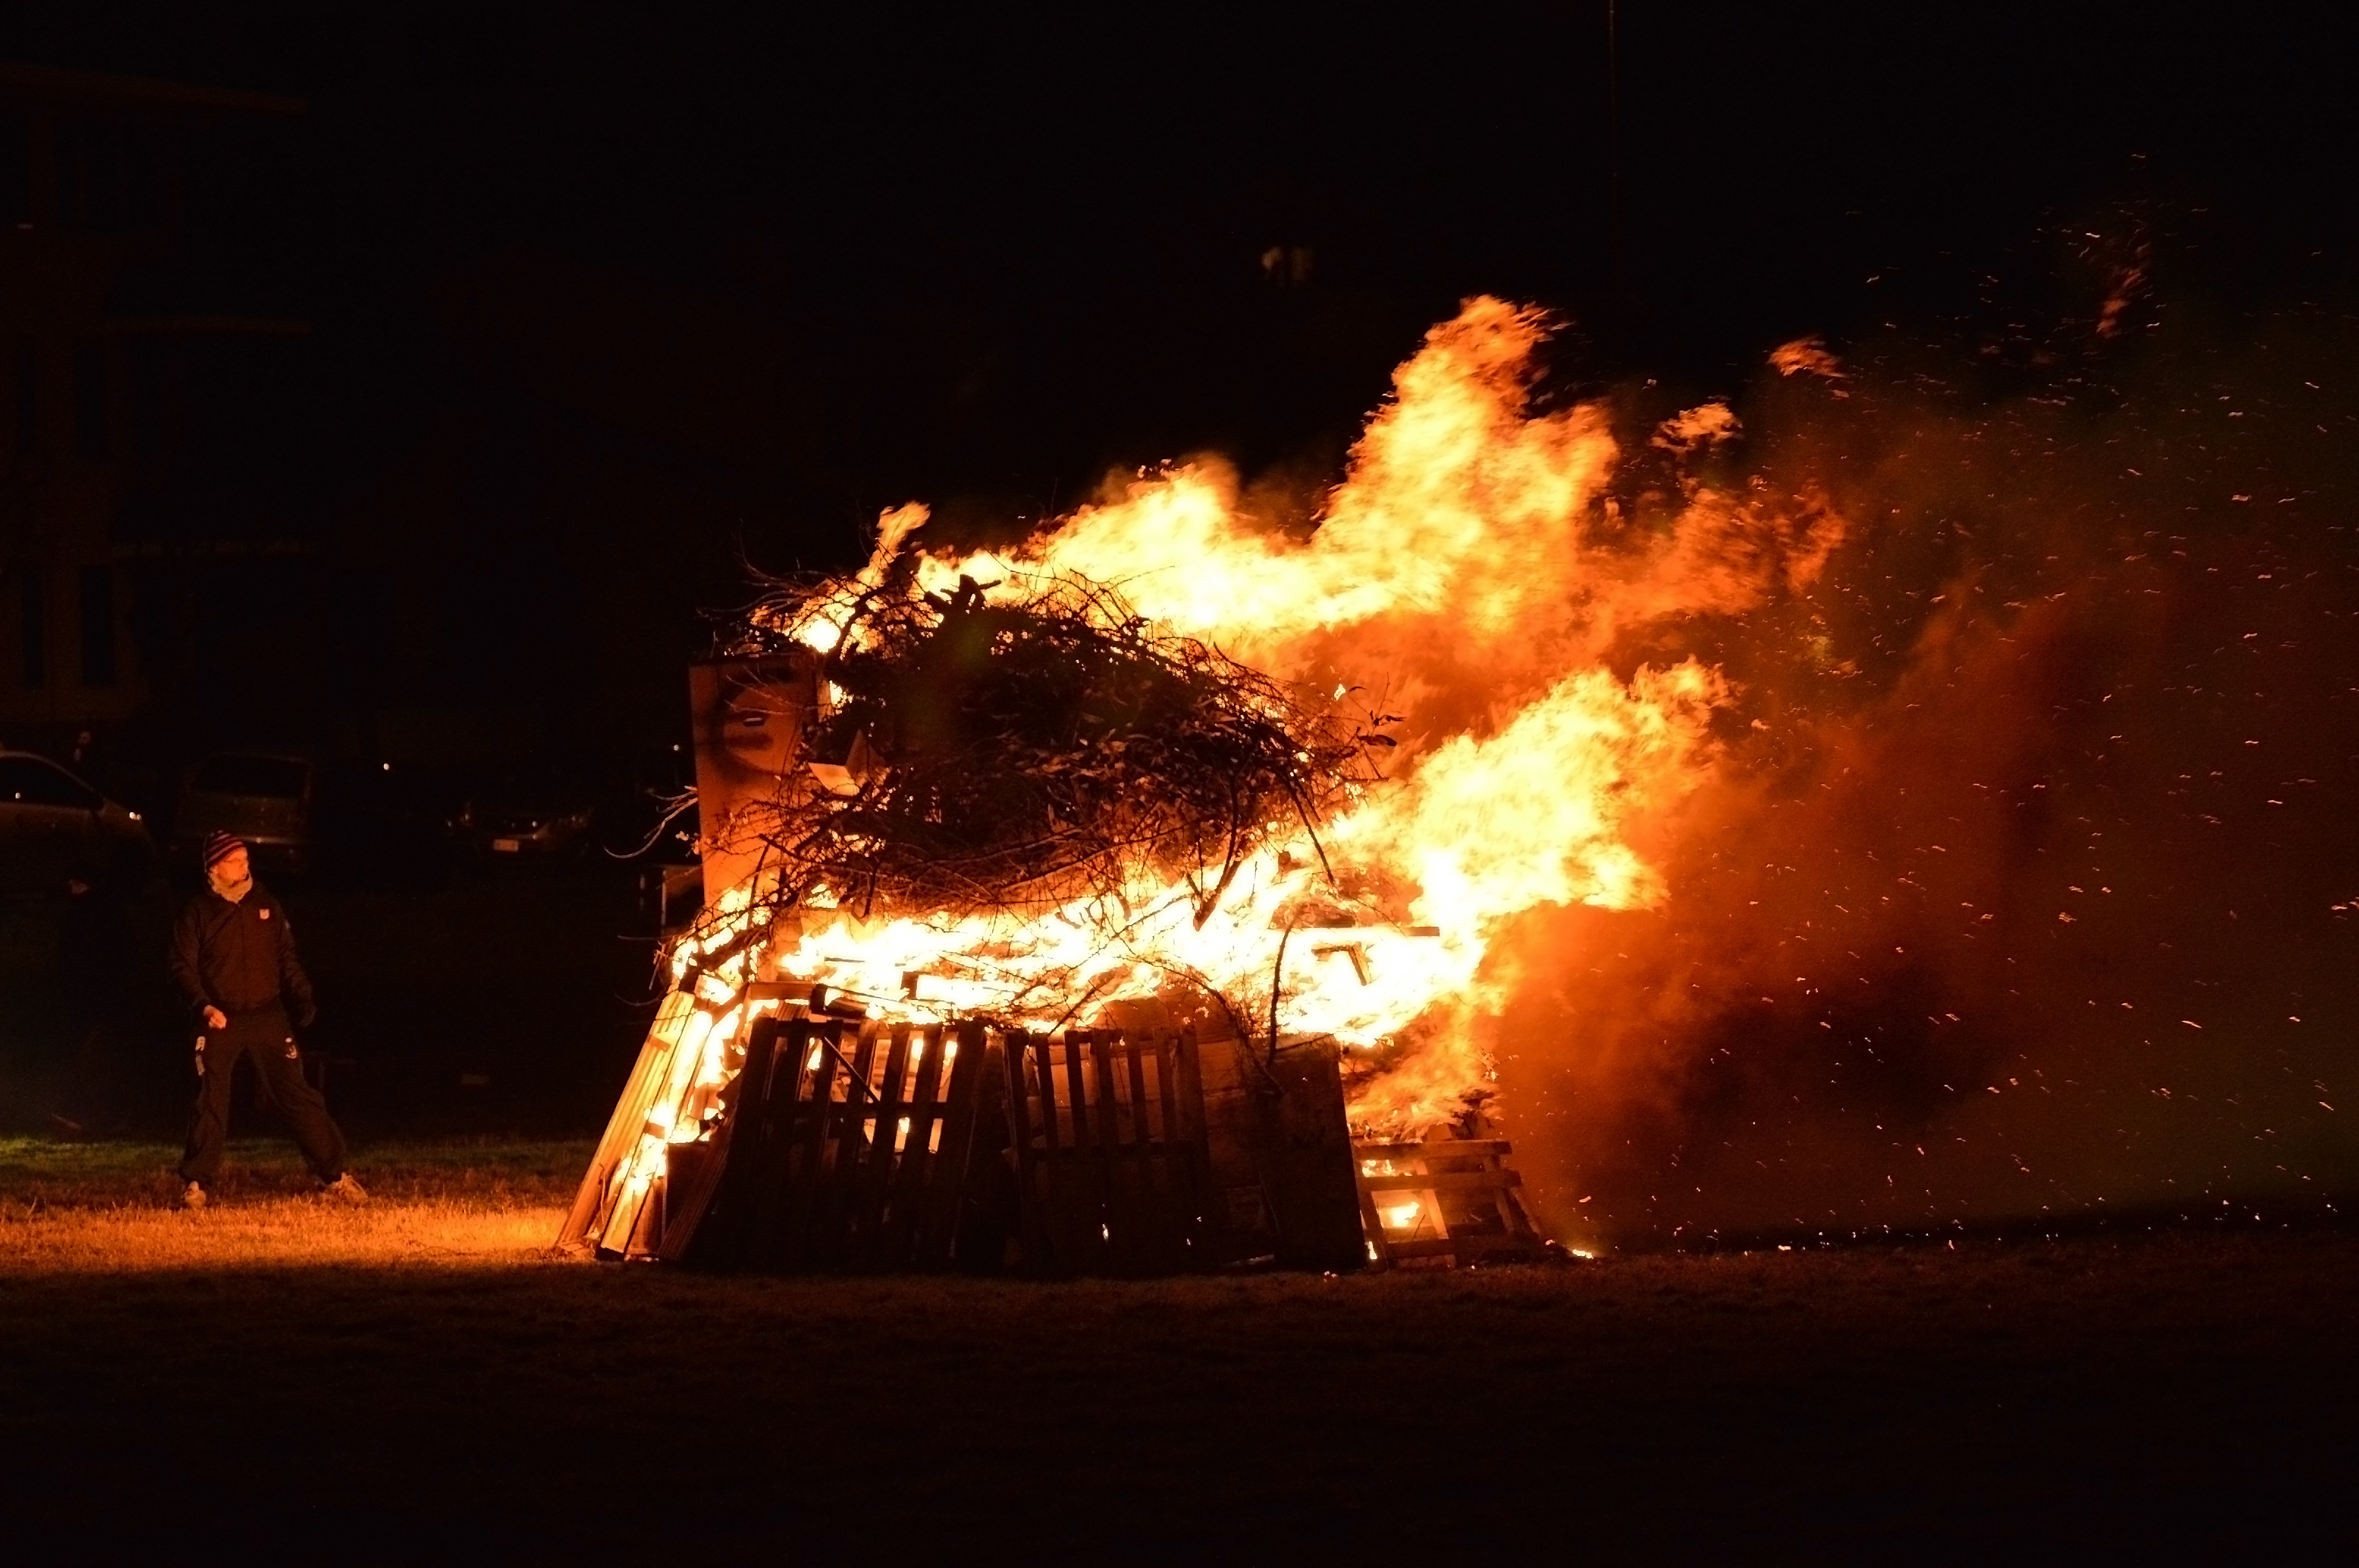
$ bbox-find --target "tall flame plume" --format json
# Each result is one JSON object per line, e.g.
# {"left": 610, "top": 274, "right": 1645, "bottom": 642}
{"left": 633, "top": 294, "right": 1838, "bottom": 1197}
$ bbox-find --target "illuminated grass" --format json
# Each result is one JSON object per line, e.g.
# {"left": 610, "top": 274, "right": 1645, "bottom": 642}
{"left": 0, "top": 1197, "right": 569, "bottom": 1273}
{"left": 0, "top": 1135, "right": 590, "bottom": 1205}
{"left": 0, "top": 1136, "right": 591, "bottom": 1274}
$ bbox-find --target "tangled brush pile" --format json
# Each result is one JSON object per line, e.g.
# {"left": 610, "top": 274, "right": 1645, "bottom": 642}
{"left": 726, "top": 554, "right": 1380, "bottom": 923}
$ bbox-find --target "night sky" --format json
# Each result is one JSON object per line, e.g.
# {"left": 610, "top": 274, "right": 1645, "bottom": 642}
{"left": 11, "top": 2, "right": 2354, "bottom": 555}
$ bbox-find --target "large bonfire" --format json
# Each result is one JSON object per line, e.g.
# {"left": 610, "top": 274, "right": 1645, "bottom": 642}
{"left": 620, "top": 296, "right": 1841, "bottom": 1189}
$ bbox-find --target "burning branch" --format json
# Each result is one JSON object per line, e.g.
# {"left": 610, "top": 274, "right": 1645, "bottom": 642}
{"left": 727, "top": 562, "right": 1381, "bottom": 927}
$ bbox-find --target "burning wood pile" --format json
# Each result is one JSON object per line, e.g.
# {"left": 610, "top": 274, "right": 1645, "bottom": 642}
{"left": 563, "top": 294, "right": 1819, "bottom": 1271}
{"left": 562, "top": 535, "right": 1410, "bottom": 1272}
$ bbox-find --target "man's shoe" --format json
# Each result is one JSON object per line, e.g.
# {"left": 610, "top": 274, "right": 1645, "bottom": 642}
{"left": 324, "top": 1172, "right": 368, "bottom": 1204}
{"left": 180, "top": 1182, "right": 207, "bottom": 1211}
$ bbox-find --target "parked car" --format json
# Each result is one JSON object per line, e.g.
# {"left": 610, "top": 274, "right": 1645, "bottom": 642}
{"left": 314, "top": 760, "right": 467, "bottom": 885}
{"left": 0, "top": 750, "right": 154, "bottom": 894}
{"left": 173, "top": 751, "right": 316, "bottom": 875}
{"left": 459, "top": 762, "right": 598, "bottom": 863}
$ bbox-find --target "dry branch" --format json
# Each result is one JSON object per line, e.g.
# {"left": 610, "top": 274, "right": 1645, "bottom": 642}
{"left": 723, "top": 562, "right": 1378, "bottom": 924}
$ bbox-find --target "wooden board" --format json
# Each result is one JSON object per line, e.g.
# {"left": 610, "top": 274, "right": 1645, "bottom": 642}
{"left": 560, "top": 988, "right": 701, "bottom": 1259}
{"left": 1007, "top": 1029, "right": 1217, "bottom": 1276}
{"left": 1353, "top": 1132, "right": 1550, "bottom": 1269}
{"left": 674, "top": 1016, "right": 995, "bottom": 1274}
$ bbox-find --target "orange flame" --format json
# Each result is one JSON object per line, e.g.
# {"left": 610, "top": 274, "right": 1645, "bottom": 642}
{"left": 681, "top": 296, "right": 1843, "bottom": 1136}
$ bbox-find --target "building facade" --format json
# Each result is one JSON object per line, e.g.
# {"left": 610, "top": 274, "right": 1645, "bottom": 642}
{"left": 0, "top": 62, "right": 307, "bottom": 771}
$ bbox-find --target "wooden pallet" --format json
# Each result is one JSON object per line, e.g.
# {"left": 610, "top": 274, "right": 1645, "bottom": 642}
{"left": 1005, "top": 1028, "right": 1213, "bottom": 1276}
{"left": 560, "top": 987, "right": 702, "bottom": 1259}
{"left": 563, "top": 1010, "right": 1374, "bottom": 1276}
{"left": 671, "top": 1015, "right": 993, "bottom": 1271}
{"left": 1353, "top": 1136, "right": 1548, "bottom": 1268}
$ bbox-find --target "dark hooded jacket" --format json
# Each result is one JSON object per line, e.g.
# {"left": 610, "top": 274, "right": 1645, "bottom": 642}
{"left": 168, "top": 882, "right": 318, "bottom": 1026}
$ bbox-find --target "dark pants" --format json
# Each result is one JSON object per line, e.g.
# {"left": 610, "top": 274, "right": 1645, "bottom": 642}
{"left": 178, "top": 1007, "right": 346, "bottom": 1186}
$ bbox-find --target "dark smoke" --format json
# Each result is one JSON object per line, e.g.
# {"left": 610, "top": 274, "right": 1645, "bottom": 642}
{"left": 1497, "top": 290, "right": 2359, "bottom": 1247}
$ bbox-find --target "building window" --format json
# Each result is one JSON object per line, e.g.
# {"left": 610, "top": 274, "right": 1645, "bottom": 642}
{"left": 20, "top": 567, "right": 44, "bottom": 689}
{"left": 79, "top": 565, "right": 116, "bottom": 687}
{"left": 74, "top": 341, "right": 107, "bottom": 462}
{"left": 13, "top": 336, "right": 33, "bottom": 460}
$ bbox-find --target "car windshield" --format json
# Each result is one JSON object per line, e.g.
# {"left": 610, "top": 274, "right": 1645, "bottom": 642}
{"left": 193, "top": 755, "right": 307, "bottom": 798}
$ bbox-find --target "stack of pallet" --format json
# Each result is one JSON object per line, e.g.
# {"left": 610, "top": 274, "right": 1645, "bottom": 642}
{"left": 559, "top": 1008, "right": 1369, "bottom": 1276}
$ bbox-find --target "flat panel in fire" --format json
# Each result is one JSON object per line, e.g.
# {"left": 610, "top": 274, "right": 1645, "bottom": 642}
{"left": 1192, "top": 1035, "right": 1367, "bottom": 1274}
{"left": 687, "top": 653, "right": 819, "bottom": 900}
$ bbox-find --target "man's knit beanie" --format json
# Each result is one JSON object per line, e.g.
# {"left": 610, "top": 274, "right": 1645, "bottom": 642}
{"left": 202, "top": 831, "right": 245, "bottom": 871}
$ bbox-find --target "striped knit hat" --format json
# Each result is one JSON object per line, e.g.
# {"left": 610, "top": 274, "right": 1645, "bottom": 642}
{"left": 201, "top": 830, "right": 246, "bottom": 870}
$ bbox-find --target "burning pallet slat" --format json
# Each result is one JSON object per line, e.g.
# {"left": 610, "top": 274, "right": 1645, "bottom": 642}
{"left": 1352, "top": 1136, "right": 1549, "bottom": 1269}
{"left": 563, "top": 989, "right": 703, "bottom": 1260}
{"left": 654, "top": 1013, "right": 785, "bottom": 1264}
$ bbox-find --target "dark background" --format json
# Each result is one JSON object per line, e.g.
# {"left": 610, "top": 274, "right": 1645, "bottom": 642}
{"left": 10, "top": 1, "right": 2354, "bottom": 577}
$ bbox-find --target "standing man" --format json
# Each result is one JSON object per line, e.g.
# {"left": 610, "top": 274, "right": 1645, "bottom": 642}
{"left": 170, "top": 831, "right": 366, "bottom": 1209}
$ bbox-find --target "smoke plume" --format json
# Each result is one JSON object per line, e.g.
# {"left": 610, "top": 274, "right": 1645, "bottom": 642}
{"left": 1499, "top": 299, "right": 2359, "bottom": 1247}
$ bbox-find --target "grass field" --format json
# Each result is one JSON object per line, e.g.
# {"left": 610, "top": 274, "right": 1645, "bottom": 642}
{"left": 1, "top": 1136, "right": 2354, "bottom": 1561}
{"left": 0, "top": 1136, "right": 583, "bottom": 1272}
